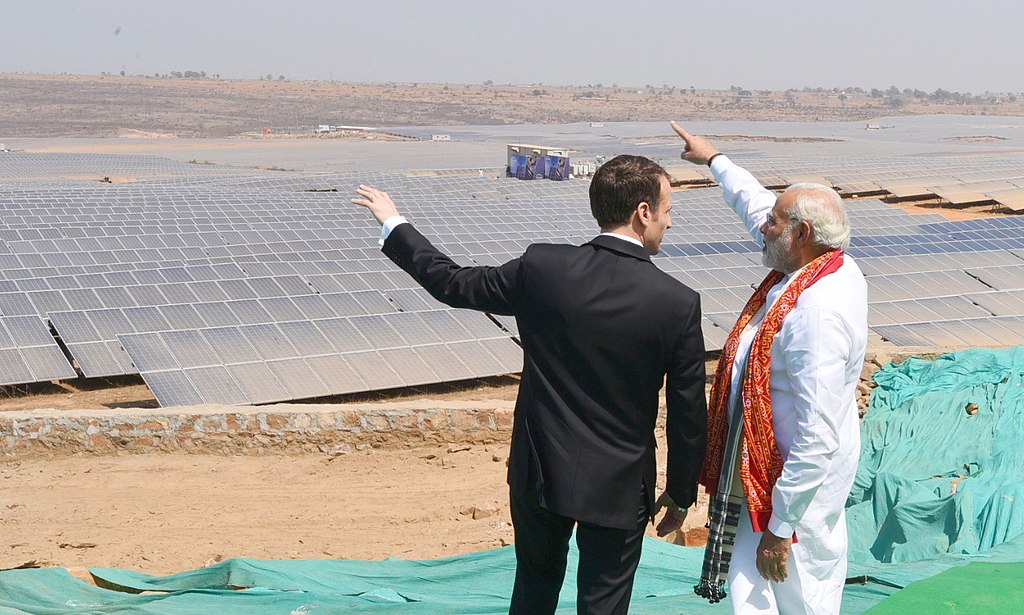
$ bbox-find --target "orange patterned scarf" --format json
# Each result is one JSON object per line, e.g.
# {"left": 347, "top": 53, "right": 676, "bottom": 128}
{"left": 700, "top": 249, "right": 844, "bottom": 531}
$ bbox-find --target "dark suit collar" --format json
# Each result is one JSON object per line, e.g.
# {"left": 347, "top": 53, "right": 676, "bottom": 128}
{"left": 586, "top": 234, "right": 653, "bottom": 263}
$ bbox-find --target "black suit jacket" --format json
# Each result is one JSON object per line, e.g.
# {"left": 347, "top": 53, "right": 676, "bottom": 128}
{"left": 384, "top": 225, "right": 707, "bottom": 530}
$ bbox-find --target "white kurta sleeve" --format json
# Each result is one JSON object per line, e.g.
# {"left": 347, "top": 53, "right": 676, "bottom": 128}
{"left": 767, "top": 305, "right": 853, "bottom": 538}
{"left": 709, "top": 155, "right": 776, "bottom": 247}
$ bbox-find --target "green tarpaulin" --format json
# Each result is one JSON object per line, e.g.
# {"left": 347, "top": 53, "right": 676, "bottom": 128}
{"left": 0, "top": 537, "right": 901, "bottom": 615}
{"left": 848, "top": 347, "right": 1024, "bottom": 564}
{"left": 863, "top": 561, "right": 1024, "bottom": 615}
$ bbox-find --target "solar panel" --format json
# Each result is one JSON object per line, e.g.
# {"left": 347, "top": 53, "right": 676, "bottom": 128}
{"left": 277, "top": 320, "right": 332, "bottom": 356}
{"left": 490, "top": 314, "right": 519, "bottom": 337}
{"left": 312, "top": 317, "right": 372, "bottom": 353}
{"left": 183, "top": 365, "right": 250, "bottom": 405}
{"left": 159, "top": 303, "right": 206, "bottom": 330}
{"left": 413, "top": 344, "right": 476, "bottom": 382}
{"left": 229, "top": 300, "right": 275, "bottom": 325}
{"left": 266, "top": 358, "right": 331, "bottom": 399}
{"left": 0, "top": 348, "right": 37, "bottom": 385}
{"left": 140, "top": 369, "right": 203, "bottom": 407}
{"left": 966, "top": 265, "right": 1024, "bottom": 291}
{"left": 378, "top": 347, "right": 439, "bottom": 386}
{"left": 385, "top": 288, "right": 436, "bottom": 312}
{"left": 117, "top": 332, "right": 177, "bottom": 371}
{"left": 304, "top": 354, "right": 366, "bottom": 395}
{"left": 194, "top": 301, "right": 242, "bottom": 327}
{"left": 348, "top": 315, "right": 408, "bottom": 349}
{"left": 316, "top": 293, "right": 369, "bottom": 317}
{"left": 873, "top": 317, "right": 1024, "bottom": 348}
{"left": 344, "top": 350, "right": 405, "bottom": 390}
{"left": 447, "top": 340, "right": 510, "bottom": 376}
{"left": 967, "top": 290, "right": 1024, "bottom": 316}
{"left": 986, "top": 188, "right": 1024, "bottom": 211}
{"left": 244, "top": 323, "right": 300, "bottom": 361}
{"left": 479, "top": 337, "right": 523, "bottom": 373}
{"left": 0, "top": 293, "right": 38, "bottom": 317}
{"left": 290, "top": 294, "right": 337, "bottom": 320}
{"left": 350, "top": 290, "right": 399, "bottom": 315}
{"left": 384, "top": 312, "right": 443, "bottom": 346}
{"left": 226, "top": 362, "right": 292, "bottom": 404}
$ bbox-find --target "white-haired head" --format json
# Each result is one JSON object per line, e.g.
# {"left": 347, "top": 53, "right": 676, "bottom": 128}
{"left": 782, "top": 182, "right": 850, "bottom": 251}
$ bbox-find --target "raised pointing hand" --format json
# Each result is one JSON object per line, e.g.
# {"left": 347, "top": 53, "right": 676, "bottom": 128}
{"left": 670, "top": 121, "right": 721, "bottom": 166}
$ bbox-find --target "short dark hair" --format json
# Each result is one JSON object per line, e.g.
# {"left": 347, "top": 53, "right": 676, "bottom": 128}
{"left": 589, "top": 155, "right": 669, "bottom": 228}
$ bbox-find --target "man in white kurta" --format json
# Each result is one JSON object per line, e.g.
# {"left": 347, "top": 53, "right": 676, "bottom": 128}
{"left": 673, "top": 122, "right": 868, "bottom": 615}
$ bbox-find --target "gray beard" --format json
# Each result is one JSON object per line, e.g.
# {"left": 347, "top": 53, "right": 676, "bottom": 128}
{"left": 762, "top": 233, "right": 799, "bottom": 273}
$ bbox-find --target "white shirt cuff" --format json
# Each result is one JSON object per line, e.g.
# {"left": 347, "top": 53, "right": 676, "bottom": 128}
{"left": 767, "top": 515, "right": 795, "bottom": 539}
{"left": 709, "top": 154, "right": 731, "bottom": 181}
{"left": 379, "top": 216, "right": 408, "bottom": 246}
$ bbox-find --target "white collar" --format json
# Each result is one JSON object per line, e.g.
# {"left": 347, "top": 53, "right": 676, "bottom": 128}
{"left": 599, "top": 232, "right": 644, "bottom": 248}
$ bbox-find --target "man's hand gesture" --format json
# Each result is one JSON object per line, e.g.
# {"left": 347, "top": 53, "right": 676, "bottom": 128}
{"left": 756, "top": 531, "right": 793, "bottom": 583}
{"left": 352, "top": 185, "right": 401, "bottom": 226}
{"left": 653, "top": 492, "right": 688, "bottom": 537}
{"left": 670, "top": 121, "right": 721, "bottom": 166}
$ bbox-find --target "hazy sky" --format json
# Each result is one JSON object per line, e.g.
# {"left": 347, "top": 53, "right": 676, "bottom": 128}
{"left": 5, "top": 1, "right": 1023, "bottom": 93}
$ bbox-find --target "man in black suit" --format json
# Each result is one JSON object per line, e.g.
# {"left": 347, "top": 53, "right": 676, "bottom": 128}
{"left": 352, "top": 154, "right": 707, "bottom": 615}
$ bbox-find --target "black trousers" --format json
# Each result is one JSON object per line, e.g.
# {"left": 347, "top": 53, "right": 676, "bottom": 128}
{"left": 508, "top": 486, "right": 649, "bottom": 615}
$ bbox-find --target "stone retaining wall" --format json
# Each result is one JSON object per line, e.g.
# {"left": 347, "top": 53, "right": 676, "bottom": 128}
{"left": 0, "top": 401, "right": 515, "bottom": 459}
{"left": 0, "top": 353, "right": 905, "bottom": 460}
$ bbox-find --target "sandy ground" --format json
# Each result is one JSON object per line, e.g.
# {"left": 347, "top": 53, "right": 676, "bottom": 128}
{"left": 0, "top": 446, "right": 514, "bottom": 576}
{"left": 0, "top": 375, "right": 711, "bottom": 578}
{"left": 0, "top": 429, "right": 708, "bottom": 578}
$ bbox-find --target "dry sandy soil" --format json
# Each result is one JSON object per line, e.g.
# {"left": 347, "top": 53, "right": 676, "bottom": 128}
{"left": 0, "top": 377, "right": 711, "bottom": 578}
{"left": 0, "top": 443, "right": 518, "bottom": 576}
{"left": 0, "top": 352, "right": 726, "bottom": 576}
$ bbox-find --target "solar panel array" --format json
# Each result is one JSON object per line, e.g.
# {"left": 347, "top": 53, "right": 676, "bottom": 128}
{"left": 2, "top": 149, "right": 1024, "bottom": 406}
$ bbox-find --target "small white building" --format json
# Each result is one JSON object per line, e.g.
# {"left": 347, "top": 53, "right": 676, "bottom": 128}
{"left": 572, "top": 161, "right": 597, "bottom": 177}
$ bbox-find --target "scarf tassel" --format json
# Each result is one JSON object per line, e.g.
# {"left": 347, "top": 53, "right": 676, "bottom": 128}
{"left": 694, "top": 578, "right": 727, "bottom": 603}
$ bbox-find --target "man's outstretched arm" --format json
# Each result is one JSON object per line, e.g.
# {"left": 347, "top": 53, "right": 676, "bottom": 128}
{"left": 352, "top": 185, "right": 520, "bottom": 315}
{"left": 670, "top": 122, "right": 775, "bottom": 245}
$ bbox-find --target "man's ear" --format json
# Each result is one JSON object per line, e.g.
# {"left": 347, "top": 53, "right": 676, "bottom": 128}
{"left": 796, "top": 220, "right": 812, "bottom": 244}
{"left": 636, "top": 201, "right": 652, "bottom": 225}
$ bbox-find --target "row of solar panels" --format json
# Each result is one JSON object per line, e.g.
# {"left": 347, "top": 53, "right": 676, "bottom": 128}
{"left": 3, "top": 152, "right": 1024, "bottom": 406}
{"left": 48, "top": 288, "right": 455, "bottom": 377}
